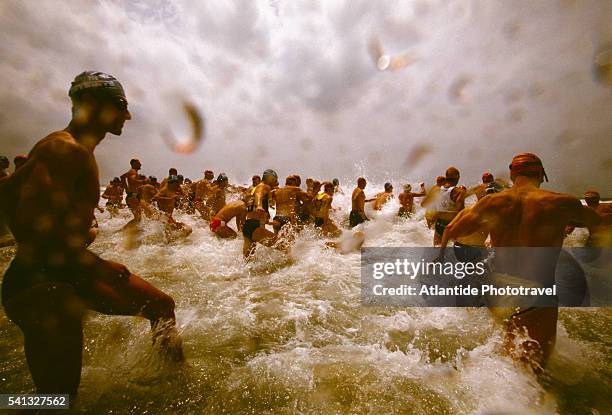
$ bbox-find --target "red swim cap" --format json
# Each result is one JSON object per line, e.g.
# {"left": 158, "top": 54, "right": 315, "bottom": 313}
{"left": 482, "top": 172, "right": 494, "bottom": 183}
{"left": 509, "top": 153, "right": 548, "bottom": 182}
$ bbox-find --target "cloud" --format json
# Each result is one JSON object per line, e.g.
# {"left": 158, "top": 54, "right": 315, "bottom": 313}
{"left": 0, "top": 0, "right": 610, "bottom": 195}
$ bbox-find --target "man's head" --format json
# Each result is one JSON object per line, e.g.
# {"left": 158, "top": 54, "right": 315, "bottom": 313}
{"left": 177, "top": 174, "right": 184, "bottom": 184}
{"left": 149, "top": 176, "right": 158, "bottom": 183}
{"left": 262, "top": 169, "right": 278, "bottom": 186}
{"left": 169, "top": 168, "right": 178, "bottom": 176}
{"left": 357, "top": 177, "right": 367, "bottom": 189}
{"left": 285, "top": 175, "right": 297, "bottom": 186}
{"left": 215, "top": 173, "right": 229, "bottom": 187}
{"left": 584, "top": 190, "right": 600, "bottom": 207}
{"left": 0, "top": 155, "right": 9, "bottom": 170}
{"left": 384, "top": 182, "right": 393, "bottom": 193}
{"left": 14, "top": 155, "right": 28, "bottom": 170}
{"left": 332, "top": 178, "right": 340, "bottom": 187}
{"left": 482, "top": 172, "right": 494, "bottom": 184}
{"left": 509, "top": 153, "right": 548, "bottom": 184}
{"left": 404, "top": 184, "right": 412, "bottom": 192}
{"left": 306, "top": 178, "right": 314, "bottom": 187}
{"left": 204, "top": 170, "right": 214, "bottom": 181}
{"left": 312, "top": 180, "right": 322, "bottom": 193}
{"left": 130, "top": 158, "right": 141, "bottom": 171}
{"left": 445, "top": 167, "right": 460, "bottom": 186}
{"left": 69, "top": 71, "right": 131, "bottom": 136}
{"left": 252, "top": 175, "right": 261, "bottom": 186}
{"left": 293, "top": 175, "right": 302, "bottom": 187}
{"left": 436, "top": 176, "right": 446, "bottom": 186}
{"left": 324, "top": 182, "right": 334, "bottom": 195}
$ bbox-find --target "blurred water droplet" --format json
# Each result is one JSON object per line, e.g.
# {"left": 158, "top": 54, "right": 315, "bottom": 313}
{"left": 403, "top": 144, "right": 432, "bottom": 170}
{"left": 593, "top": 46, "right": 612, "bottom": 87}
{"left": 162, "top": 101, "right": 205, "bottom": 154}
{"left": 449, "top": 76, "right": 472, "bottom": 103}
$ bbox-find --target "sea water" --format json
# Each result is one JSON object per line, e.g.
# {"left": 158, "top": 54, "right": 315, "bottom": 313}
{"left": 0, "top": 184, "right": 610, "bottom": 414}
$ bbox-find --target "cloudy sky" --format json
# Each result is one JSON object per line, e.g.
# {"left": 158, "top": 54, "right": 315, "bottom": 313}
{"left": 0, "top": 0, "right": 610, "bottom": 194}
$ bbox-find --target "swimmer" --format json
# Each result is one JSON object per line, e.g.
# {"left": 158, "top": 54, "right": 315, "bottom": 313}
{"left": 206, "top": 173, "right": 229, "bottom": 218}
{"left": 312, "top": 182, "right": 341, "bottom": 237}
{"left": 153, "top": 175, "right": 193, "bottom": 239}
{"left": 209, "top": 200, "right": 247, "bottom": 239}
{"left": 0, "top": 155, "right": 9, "bottom": 178}
{"left": 159, "top": 167, "right": 178, "bottom": 189}
{"left": 373, "top": 182, "right": 395, "bottom": 211}
{"left": 421, "top": 175, "right": 446, "bottom": 228}
{"left": 0, "top": 71, "right": 183, "bottom": 395}
{"left": 194, "top": 170, "right": 214, "bottom": 219}
{"left": 349, "top": 177, "right": 375, "bottom": 228}
{"left": 467, "top": 172, "right": 504, "bottom": 200}
{"left": 270, "top": 175, "right": 311, "bottom": 234}
{"left": 437, "top": 153, "right": 600, "bottom": 368}
{"left": 584, "top": 190, "right": 612, "bottom": 247}
{"left": 431, "top": 167, "right": 466, "bottom": 246}
{"left": 120, "top": 158, "right": 145, "bottom": 229}
{"left": 101, "top": 177, "right": 125, "bottom": 216}
{"left": 398, "top": 183, "right": 426, "bottom": 217}
{"left": 242, "top": 169, "right": 286, "bottom": 259}
{"left": 139, "top": 177, "right": 160, "bottom": 219}
{"left": 332, "top": 178, "right": 344, "bottom": 195}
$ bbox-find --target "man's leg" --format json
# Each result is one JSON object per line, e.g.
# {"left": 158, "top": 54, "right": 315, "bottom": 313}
{"left": 215, "top": 225, "right": 237, "bottom": 239}
{"left": 83, "top": 259, "right": 184, "bottom": 362}
{"left": 4, "top": 282, "right": 85, "bottom": 395}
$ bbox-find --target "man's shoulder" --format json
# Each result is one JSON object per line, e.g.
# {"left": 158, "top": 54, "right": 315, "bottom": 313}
{"left": 32, "top": 131, "right": 90, "bottom": 164}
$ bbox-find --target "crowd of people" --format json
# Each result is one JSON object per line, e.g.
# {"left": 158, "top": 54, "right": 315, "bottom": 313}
{"left": 0, "top": 71, "right": 610, "bottom": 397}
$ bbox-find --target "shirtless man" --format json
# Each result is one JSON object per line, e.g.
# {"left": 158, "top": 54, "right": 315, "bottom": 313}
{"left": 194, "top": 170, "right": 214, "bottom": 219}
{"left": 373, "top": 182, "right": 395, "bottom": 211}
{"left": 139, "top": 177, "right": 160, "bottom": 219}
{"left": 437, "top": 153, "right": 600, "bottom": 368}
{"left": 0, "top": 155, "right": 9, "bottom": 178}
{"left": 153, "top": 175, "right": 192, "bottom": 239}
{"left": 398, "top": 183, "right": 426, "bottom": 217}
{"left": 431, "top": 167, "right": 466, "bottom": 246}
{"left": 159, "top": 168, "right": 178, "bottom": 189}
{"left": 209, "top": 200, "right": 247, "bottom": 239}
{"left": 120, "top": 158, "right": 145, "bottom": 228}
{"left": 306, "top": 181, "right": 322, "bottom": 222}
{"left": 312, "top": 182, "right": 341, "bottom": 237}
{"left": 205, "top": 173, "right": 229, "bottom": 218}
{"left": 584, "top": 190, "right": 612, "bottom": 247}
{"left": 350, "top": 177, "right": 375, "bottom": 228}
{"left": 467, "top": 172, "right": 505, "bottom": 201}
{"left": 332, "top": 178, "right": 344, "bottom": 195}
{"left": 101, "top": 177, "right": 124, "bottom": 216}
{"left": 270, "top": 175, "right": 311, "bottom": 234}
{"left": 242, "top": 169, "right": 285, "bottom": 258}
{"left": 422, "top": 175, "right": 446, "bottom": 228}
{"left": 0, "top": 71, "right": 183, "bottom": 395}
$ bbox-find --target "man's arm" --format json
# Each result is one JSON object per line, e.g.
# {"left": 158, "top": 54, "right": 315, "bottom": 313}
{"left": 437, "top": 201, "right": 489, "bottom": 259}
{"left": 568, "top": 199, "right": 601, "bottom": 228}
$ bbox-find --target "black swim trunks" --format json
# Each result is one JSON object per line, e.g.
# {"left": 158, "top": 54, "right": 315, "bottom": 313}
{"left": 349, "top": 210, "right": 367, "bottom": 228}
{"left": 434, "top": 218, "right": 451, "bottom": 237}
{"left": 242, "top": 218, "right": 261, "bottom": 240}
{"left": 125, "top": 192, "right": 139, "bottom": 203}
